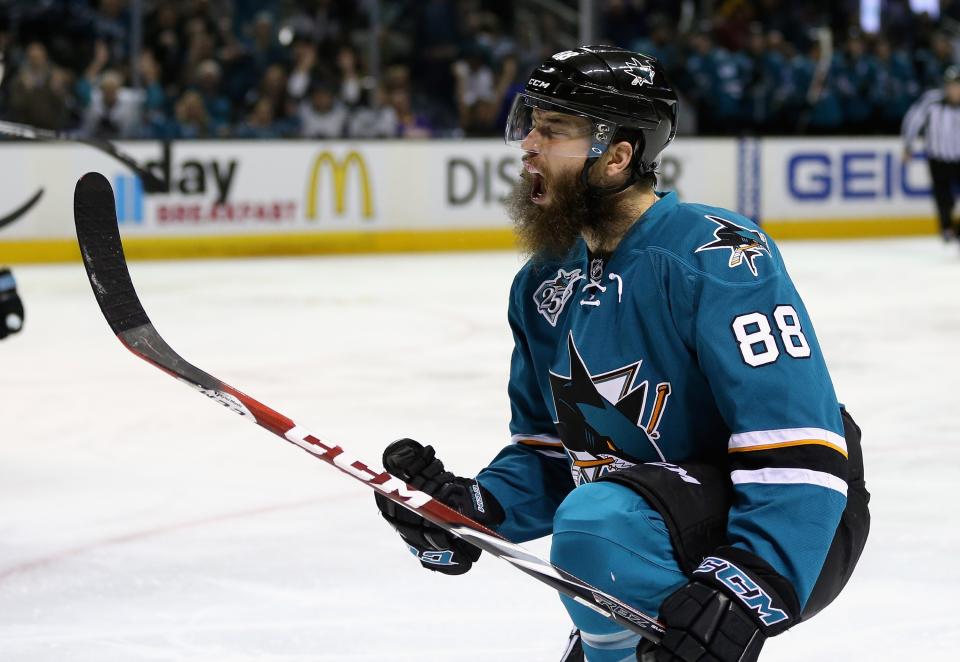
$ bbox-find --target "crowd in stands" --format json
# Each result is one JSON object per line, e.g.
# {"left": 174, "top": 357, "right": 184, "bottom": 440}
{"left": 0, "top": 0, "right": 958, "bottom": 140}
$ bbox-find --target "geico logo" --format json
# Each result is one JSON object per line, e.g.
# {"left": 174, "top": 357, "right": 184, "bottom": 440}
{"left": 787, "top": 151, "right": 930, "bottom": 200}
{"left": 306, "top": 151, "right": 374, "bottom": 220}
{"left": 144, "top": 143, "right": 237, "bottom": 203}
{"left": 447, "top": 155, "right": 522, "bottom": 205}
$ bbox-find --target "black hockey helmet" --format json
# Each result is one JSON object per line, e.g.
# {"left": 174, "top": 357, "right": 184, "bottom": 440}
{"left": 505, "top": 46, "right": 678, "bottom": 190}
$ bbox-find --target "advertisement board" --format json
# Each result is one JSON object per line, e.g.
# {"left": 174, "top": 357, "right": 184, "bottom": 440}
{"left": 0, "top": 137, "right": 936, "bottom": 263}
{"left": 760, "top": 137, "right": 937, "bottom": 238}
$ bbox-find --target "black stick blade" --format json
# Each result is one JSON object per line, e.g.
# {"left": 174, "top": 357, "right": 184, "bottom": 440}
{"left": 74, "top": 171, "right": 150, "bottom": 335}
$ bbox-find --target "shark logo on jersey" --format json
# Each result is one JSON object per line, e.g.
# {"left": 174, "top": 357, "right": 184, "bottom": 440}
{"left": 695, "top": 215, "right": 770, "bottom": 277}
{"left": 533, "top": 268, "right": 584, "bottom": 326}
{"left": 623, "top": 58, "right": 655, "bottom": 87}
{"left": 549, "top": 333, "right": 672, "bottom": 484}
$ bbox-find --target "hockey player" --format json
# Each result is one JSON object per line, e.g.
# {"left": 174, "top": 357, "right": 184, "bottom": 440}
{"left": 375, "top": 47, "right": 869, "bottom": 662}
{"left": 0, "top": 267, "right": 24, "bottom": 340}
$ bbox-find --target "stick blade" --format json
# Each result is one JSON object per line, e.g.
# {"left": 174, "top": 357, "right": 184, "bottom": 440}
{"left": 74, "top": 171, "right": 150, "bottom": 335}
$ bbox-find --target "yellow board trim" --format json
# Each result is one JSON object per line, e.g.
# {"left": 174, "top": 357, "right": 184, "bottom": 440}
{"left": 728, "top": 439, "right": 849, "bottom": 458}
{"left": 0, "top": 228, "right": 519, "bottom": 264}
{"left": 0, "top": 216, "right": 941, "bottom": 264}
{"left": 762, "top": 216, "right": 938, "bottom": 240}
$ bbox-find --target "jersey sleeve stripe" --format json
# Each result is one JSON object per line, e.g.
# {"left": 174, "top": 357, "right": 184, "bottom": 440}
{"left": 511, "top": 434, "right": 568, "bottom": 460}
{"left": 731, "top": 468, "right": 847, "bottom": 496}
{"left": 729, "top": 428, "right": 846, "bottom": 455}
{"left": 729, "top": 444, "right": 846, "bottom": 482}
{"left": 728, "top": 438, "right": 848, "bottom": 458}
{"left": 511, "top": 433, "right": 564, "bottom": 447}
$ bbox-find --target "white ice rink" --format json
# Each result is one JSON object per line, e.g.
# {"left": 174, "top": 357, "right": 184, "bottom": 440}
{"left": 1, "top": 238, "right": 958, "bottom": 661}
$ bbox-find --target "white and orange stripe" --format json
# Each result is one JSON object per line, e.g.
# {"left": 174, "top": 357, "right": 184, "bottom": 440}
{"left": 728, "top": 427, "right": 847, "bottom": 458}
{"left": 511, "top": 433, "right": 568, "bottom": 459}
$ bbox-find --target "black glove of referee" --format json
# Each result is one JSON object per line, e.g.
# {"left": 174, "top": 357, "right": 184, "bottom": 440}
{"left": 637, "top": 547, "right": 799, "bottom": 662}
{"left": 0, "top": 268, "right": 24, "bottom": 339}
{"left": 374, "top": 438, "right": 504, "bottom": 575}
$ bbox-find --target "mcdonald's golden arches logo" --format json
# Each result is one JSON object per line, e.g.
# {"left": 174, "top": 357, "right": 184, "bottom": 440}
{"left": 305, "top": 151, "right": 374, "bottom": 220}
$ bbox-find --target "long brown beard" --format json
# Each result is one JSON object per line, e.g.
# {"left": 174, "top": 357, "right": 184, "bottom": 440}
{"left": 506, "top": 168, "right": 632, "bottom": 261}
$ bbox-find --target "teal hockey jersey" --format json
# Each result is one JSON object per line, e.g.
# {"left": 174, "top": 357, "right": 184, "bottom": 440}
{"left": 476, "top": 191, "right": 849, "bottom": 609}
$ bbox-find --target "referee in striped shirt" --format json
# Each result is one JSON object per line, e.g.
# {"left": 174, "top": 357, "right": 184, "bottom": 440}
{"left": 902, "top": 66, "right": 960, "bottom": 242}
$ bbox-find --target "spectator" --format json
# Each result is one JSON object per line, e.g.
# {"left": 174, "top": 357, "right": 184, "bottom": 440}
{"left": 5, "top": 42, "right": 71, "bottom": 130}
{"left": 336, "top": 45, "right": 364, "bottom": 108}
{"left": 194, "top": 59, "right": 231, "bottom": 132}
{"left": 600, "top": 0, "right": 648, "bottom": 51}
{"left": 873, "top": 37, "right": 918, "bottom": 134}
{"left": 763, "top": 29, "right": 797, "bottom": 133}
{"left": 916, "top": 31, "right": 956, "bottom": 89}
{"left": 251, "top": 63, "right": 294, "bottom": 126}
{"left": 91, "top": 0, "right": 130, "bottom": 64}
{"left": 167, "top": 89, "right": 213, "bottom": 139}
{"left": 741, "top": 26, "right": 776, "bottom": 132}
{"left": 791, "top": 40, "right": 844, "bottom": 134}
{"left": 348, "top": 85, "right": 399, "bottom": 138}
{"left": 287, "top": 40, "right": 321, "bottom": 101}
{"left": 235, "top": 96, "right": 289, "bottom": 138}
{"left": 246, "top": 11, "right": 288, "bottom": 78}
{"left": 632, "top": 15, "right": 680, "bottom": 74}
{"left": 298, "top": 83, "right": 347, "bottom": 138}
{"left": 79, "top": 70, "right": 143, "bottom": 139}
{"left": 412, "top": 0, "right": 461, "bottom": 118}
{"left": 473, "top": 11, "right": 515, "bottom": 63}
{"left": 181, "top": 18, "right": 218, "bottom": 87}
{"left": 684, "top": 30, "right": 745, "bottom": 134}
{"left": 453, "top": 45, "right": 498, "bottom": 135}
{"left": 0, "top": 1, "right": 950, "bottom": 139}
{"left": 138, "top": 50, "right": 169, "bottom": 135}
{"left": 389, "top": 87, "right": 433, "bottom": 138}
{"left": 837, "top": 32, "right": 877, "bottom": 134}
{"left": 145, "top": 4, "right": 183, "bottom": 89}
{"left": 492, "top": 51, "right": 522, "bottom": 130}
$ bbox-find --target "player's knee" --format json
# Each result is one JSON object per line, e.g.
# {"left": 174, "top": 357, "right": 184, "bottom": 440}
{"left": 550, "top": 481, "right": 677, "bottom": 575}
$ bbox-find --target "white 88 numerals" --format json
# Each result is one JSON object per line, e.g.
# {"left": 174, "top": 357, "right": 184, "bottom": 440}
{"left": 732, "top": 305, "right": 811, "bottom": 367}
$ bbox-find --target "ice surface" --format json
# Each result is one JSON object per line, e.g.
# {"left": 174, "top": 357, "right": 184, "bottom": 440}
{"left": 1, "top": 239, "right": 958, "bottom": 661}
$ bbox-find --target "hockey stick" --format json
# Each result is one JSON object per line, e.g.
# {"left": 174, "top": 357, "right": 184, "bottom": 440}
{"left": 72, "top": 171, "right": 665, "bottom": 644}
{"left": 0, "top": 120, "right": 168, "bottom": 194}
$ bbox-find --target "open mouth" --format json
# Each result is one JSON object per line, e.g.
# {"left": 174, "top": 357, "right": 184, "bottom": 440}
{"left": 531, "top": 172, "right": 546, "bottom": 203}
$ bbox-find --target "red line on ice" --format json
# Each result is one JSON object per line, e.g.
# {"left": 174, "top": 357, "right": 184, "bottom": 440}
{"left": 0, "top": 495, "right": 346, "bottom": 582}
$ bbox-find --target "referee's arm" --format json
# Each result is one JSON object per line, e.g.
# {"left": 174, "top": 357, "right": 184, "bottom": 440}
{"left": 901, "top": 89, "right": 940, "bottom": 160}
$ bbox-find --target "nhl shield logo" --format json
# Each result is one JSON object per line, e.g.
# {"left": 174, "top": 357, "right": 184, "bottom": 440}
{"left": 533, "top": 268, "right": 584, "bottom": 327}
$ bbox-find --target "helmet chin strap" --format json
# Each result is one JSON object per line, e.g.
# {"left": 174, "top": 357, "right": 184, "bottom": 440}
{"left": 579, "top": 157, "right": 641, "bottom": 198}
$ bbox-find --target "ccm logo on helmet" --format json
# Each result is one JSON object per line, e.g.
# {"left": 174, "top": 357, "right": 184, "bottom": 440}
{"left": 528, "top": 78, "right": 551, "bottom": 89}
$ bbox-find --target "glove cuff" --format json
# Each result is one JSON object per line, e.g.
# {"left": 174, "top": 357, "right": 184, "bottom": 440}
{"left": 440, "top": 478, "right": 505, "bottom": 528}
{"left": 692, "top": 545, "right": 800, "bottom": 637}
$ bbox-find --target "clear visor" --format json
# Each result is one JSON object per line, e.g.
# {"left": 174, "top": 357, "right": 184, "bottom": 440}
{"left": 504, "top": 93, "right": 619, "bottom": 158}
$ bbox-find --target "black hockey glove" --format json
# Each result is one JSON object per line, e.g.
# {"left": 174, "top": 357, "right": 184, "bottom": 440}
{"left": 637, "top": 547, "right": 800, "bottom": 662}
{"left": 374, "top": 438, "right": 504, "bottom": 576}
{"left": 0, "top": 268, "right": 24, "bottom": 340}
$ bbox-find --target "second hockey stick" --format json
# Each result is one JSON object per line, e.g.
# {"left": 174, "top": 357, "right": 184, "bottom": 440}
{"left": 0, "top": 119, "right": 167, "bottom": 193}
{"left": 72, "top": 171, "right": 665, "bottom": 644}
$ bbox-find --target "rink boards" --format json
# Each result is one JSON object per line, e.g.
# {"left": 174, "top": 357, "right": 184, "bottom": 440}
{"left": 0, "top": 137, "right": 939, "bottom": 263}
